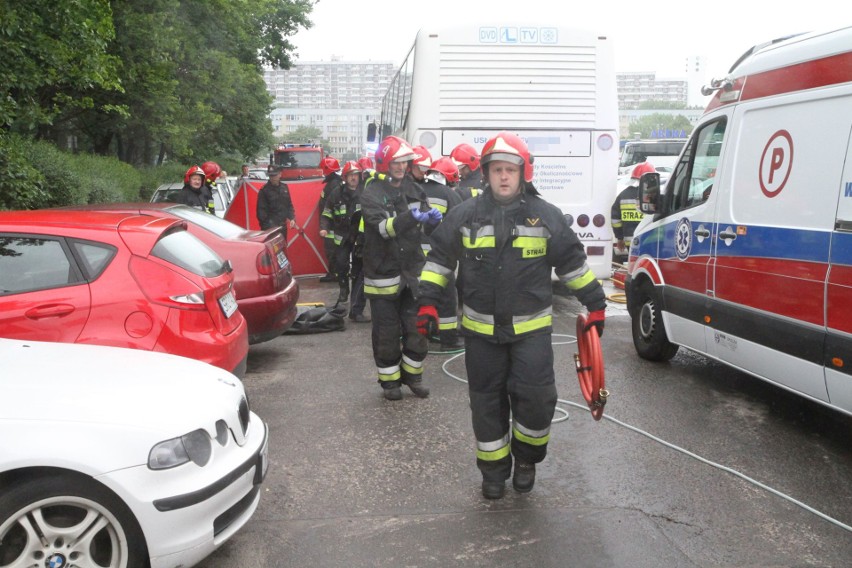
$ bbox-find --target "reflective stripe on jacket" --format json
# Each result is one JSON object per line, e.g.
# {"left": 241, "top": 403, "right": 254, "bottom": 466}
{"left": 419, "top": 188, "right": 606, "bottom": 342}
{"left": 360, "top": 174, "right": 429, "bottom": 300}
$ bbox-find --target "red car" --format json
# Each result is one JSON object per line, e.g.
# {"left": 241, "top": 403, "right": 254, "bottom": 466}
{"left": 0, "top": 210, "right": 249, "bottom": 375}
{"left": 69, "top": 203, "right": 300, "bottom": 344}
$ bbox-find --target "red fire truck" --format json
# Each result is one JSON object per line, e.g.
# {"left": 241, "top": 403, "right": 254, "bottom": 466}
{"left": 269, "top": 143, "right": 324, "bottom": 180}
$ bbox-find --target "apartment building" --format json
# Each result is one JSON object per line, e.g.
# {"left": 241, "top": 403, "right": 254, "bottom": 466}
{"left": 264, "top": 59, "right": 394, "bottom": 159}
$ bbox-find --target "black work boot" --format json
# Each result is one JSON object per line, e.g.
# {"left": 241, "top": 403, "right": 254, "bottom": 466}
{"left": 481, "top": 480, "right": 505, "bottom": 500}
{"left": 402, "top": 377, "right": 429, "bottom": 398}
{"left": 512, "top": 461, "right": 536, "bottom": 493}
{"left": 382, "top": 385, "right": 402, "bottom": 401}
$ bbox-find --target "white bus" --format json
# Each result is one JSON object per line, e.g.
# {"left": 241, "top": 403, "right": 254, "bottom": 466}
{"left": 377, "top": 24, "right": 619, "bottom": 278}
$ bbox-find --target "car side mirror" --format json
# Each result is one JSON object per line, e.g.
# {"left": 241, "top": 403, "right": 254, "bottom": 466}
{"left": 639, "top": 172, "right": 661, "bottom": 215}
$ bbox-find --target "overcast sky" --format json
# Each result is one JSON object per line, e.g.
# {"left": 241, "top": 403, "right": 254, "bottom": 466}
{"left": 291, "top": 0, "right": 844, "bottom": 79}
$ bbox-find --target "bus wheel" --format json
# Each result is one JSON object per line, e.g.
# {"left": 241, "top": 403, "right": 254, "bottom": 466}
{"left": 632, "top": 281, "right": 679, "bottom": 361}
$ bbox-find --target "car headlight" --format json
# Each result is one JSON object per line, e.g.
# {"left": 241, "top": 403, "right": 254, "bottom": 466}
{"left": 148, "top": 429, "right": 212, "bottom": 469}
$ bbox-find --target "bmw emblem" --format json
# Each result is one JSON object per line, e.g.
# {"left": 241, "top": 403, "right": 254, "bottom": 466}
{"left": 675, "top": 218, "right": 692, "bottom": 261}
{"left": 46, "top": 553, "right": 67, "bottom": 568}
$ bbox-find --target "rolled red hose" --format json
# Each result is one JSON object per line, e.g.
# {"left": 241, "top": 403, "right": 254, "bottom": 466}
{"left": 575, "top": 314, "right": 608, "bottom": 421}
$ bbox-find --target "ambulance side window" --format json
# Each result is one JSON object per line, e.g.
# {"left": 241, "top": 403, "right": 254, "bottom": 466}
{"left": 666, "top": 118, "right": 726, "bottom": 215}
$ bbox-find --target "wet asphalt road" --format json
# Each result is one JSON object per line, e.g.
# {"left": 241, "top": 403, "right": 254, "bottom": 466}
{"left": 203, "top": 277, "right": 852, "bottom": 567}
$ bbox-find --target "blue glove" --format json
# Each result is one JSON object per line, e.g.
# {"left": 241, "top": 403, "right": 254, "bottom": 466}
{"left": 426, "top": 208, "right": 443, "bottom": 225}
{"left": 410, "top": 206, "right": 430, "bottom": 223}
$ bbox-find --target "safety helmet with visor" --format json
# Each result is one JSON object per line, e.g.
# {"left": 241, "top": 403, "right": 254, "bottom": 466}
{"left": 480, "top": 132, "right": 535, "bottom": 183}
{"left": 374, "top": 136, "right": 417, "bottom": 174}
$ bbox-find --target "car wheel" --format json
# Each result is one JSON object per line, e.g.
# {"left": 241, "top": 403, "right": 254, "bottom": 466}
{"left": 0, "top": 474, "right": 148, "bottom": 568}
{"left": 631, "top": 281, "right": 679, "bottom": 361}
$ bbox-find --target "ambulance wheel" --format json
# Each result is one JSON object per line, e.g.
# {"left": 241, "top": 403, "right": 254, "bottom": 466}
{"left": 632, "top": 281, "right": 679, "bottom": 361}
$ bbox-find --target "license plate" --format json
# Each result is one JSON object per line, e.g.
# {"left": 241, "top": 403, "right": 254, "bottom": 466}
{"left": 254, "top": 427, "right": 269, "bottom": 485}
{"left": 218, "top": 290, "right": 238, "bottom": 318}
{"left": 276, "top": 250, "right": 287, "bottom": 269}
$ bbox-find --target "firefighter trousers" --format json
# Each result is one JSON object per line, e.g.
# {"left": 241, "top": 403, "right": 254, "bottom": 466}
{"left": 436, "top": 272, "right": 458, "bottom": 344}
{"left": 334, "top": 240, "right": 353, "bottom": 283}
{"left": 323, "top": 236, "right": 338, "bottom": 276}
{"left": 349, "top": 254, "right": 367, "bottom": 316}
{"left": 370, "top": 286, "right": 428, "bottom": 389}
{"left": 465, "top": 333, "right": 557, "bottom": 482}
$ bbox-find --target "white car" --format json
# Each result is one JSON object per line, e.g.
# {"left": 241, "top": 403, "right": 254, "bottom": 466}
{"left": 0, "top": 339, "right": 268, "bottom": 568}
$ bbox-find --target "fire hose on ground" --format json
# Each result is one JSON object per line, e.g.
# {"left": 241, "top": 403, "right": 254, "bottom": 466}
{"left": 433, "top": 321, "right": 852, "bottom": 533}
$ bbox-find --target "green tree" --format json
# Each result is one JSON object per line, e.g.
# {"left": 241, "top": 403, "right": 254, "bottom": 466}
{"left": 282, "top": 126, "right": 327, "bottom": 147}
{"left": 629, "top": 113, "right": 694, "bottom": 139}
{"left": 0, "top": 0, "right": 123, "bottom": 130}
{"left": 42, "top": 0, "right": 314, "bottom": 165}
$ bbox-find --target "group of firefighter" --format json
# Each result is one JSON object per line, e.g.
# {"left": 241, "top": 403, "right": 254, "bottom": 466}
{"left": 315, "top": 133, "right": 607, "bottom": 500}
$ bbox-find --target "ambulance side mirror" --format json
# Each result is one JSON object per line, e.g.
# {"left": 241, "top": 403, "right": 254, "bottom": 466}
{"left": 639, "top": 172, "right": 661, "bottom": 215}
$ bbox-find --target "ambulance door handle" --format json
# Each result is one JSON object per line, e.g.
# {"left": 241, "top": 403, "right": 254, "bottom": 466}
{"left": 718, "top": 227, "right": 738, "bottom": 246}
{"left": 694, "top": 228, "right": 711, "bottom": 238}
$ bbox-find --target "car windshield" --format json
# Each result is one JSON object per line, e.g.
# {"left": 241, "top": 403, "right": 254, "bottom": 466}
{"left": 153, "top": 186, "right": 224, "bottom": 211}
{"left": 276, "top": 151, "right": 322, "bottom": 168}
{"left": 151, "top": 188, "right": 181, "bottom": 203}
{"left": 167, "top": 205, "right": 246, "bottom": 239}
{"left": 152, "top": 229, "right": 227, "bottom": 277}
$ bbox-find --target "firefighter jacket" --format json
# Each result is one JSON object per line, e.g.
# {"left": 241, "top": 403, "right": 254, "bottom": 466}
{"left": 256, "top": 181, "right": 295, "bottom": 230}
{"left": 419, "top": 188, "right": 607, "bottom": 343}
{"left": 320, "top": 183, "right": 360, "bottom": 245}
{"left": 176, "top": 183, "right": 214, "bottom": 214}
{"left": 611, "top": 184, "right": 643, "bottom": 243}
{"left": 318, "top": 174, "right": 342, "bottom": 212}
{"left": 360, "top": 174, "right": 430, "bottom": 299}
{"left": 456, "top": 171, "right": 483, "bottom": 201}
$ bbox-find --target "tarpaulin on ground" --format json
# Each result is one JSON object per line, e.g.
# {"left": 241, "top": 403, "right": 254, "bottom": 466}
{"left": 225, "top": 179, "right": 330, "bottom": 276}
{"left": 283, "top": 304, "right": 347, "bottom": 334}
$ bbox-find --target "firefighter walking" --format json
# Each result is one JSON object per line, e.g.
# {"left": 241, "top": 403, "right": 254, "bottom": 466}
{"left": 417, "top": 133, "right": 606, "bottom": 499}
{"left": 361, "top": 136, "right": 442, "bottom": 401}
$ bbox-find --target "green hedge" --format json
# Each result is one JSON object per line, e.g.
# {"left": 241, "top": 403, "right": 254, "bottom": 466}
{"left": 0, "top": 134, "right": 243, "bottom": 210}
{"left": 0, "top": 134, "right": 47, "bottom": 210}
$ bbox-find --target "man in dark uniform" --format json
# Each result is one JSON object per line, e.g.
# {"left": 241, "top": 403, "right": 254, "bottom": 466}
{"left": 256, "top": 166, "right": 296, "bottom": 240}
{"left": 360, "top": 136, "right": 441, "bottom": 401}
{"left": 321, "top": 160, "right": 363, "bottom": 307}
{"left": 418, "top": 133, "right": 606, "bottom": 499}
{"left": 419, "top": 156, "right": 463, "bottom": 350}
{"left": 611, "top": 162, "right": 655, "bottom": 263}
{"left": 176, "top": 165, "right": 215, "bottom": 214}
{"left": 451, "top": 143, "right": 483, "bottom": 201}
{"left": 318, "top": 157, "right": 342, "bottom": 282}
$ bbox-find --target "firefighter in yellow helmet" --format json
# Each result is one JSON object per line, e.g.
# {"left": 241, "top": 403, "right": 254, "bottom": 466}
{"left": 417, "top": 132, "right": 606, "bottom": 499}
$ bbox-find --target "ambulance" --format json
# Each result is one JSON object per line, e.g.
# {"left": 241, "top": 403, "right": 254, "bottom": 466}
{"left": 624, "top": 25, "right": 852, "bottom": 416}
